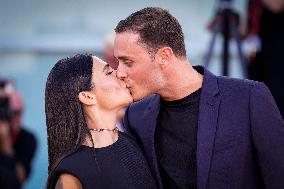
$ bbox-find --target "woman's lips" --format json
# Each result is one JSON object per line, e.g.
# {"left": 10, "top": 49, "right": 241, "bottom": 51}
{"left": 126, "top": 86, "right": 132, "bottom": 95}
{"left": 126, "top": 85, "right": 131, "bottom": 90}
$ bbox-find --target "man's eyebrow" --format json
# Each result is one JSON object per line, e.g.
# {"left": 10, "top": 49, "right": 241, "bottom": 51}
{"left": 103, "top": 64, "right": 110, "bottom": 72}
{"left": 117, "top": 56, "right": 132, "bottom": 61}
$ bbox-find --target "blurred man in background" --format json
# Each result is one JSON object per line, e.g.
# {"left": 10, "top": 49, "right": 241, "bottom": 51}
{"left": 102, "top": 32, "right": 126, "bottom": 131}
{"left": 102, "top": 31, "right": 119, "bottom": 70}
{"left": 244, "top": 0, "right": 284, "bottom": 118}
{"left": 0, "top": 79, "right": 37, "bottom": 189}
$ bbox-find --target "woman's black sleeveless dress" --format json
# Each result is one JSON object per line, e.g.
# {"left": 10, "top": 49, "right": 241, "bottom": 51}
{"left": 50, "top": 132, "right": 157, "bottom": 189}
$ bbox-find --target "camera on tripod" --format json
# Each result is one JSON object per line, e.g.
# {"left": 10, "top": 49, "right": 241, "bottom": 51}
{"left": 205, "top": 0, "right": 247, "bottom": 77}
{"left": 212, "top": 0, "right": 239, "bottom": 29}
{"left": 0, "top": 80, "right": 15, "bottom": 122}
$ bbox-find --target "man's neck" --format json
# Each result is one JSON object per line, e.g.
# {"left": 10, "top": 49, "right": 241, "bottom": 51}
{"left": 159, "top": 63, "right": 203, "bottom": 101}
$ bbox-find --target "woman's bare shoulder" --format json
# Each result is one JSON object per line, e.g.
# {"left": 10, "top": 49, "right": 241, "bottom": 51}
{"left": 55, "top": 173, "right": 83, "bottom": 189}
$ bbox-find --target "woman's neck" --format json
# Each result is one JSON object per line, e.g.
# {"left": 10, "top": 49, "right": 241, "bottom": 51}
{"left": 83, "top": 108, "right": 119, "bottom": 148}
{"left": 84, "top": 131, "right": 118, "bottom": 148}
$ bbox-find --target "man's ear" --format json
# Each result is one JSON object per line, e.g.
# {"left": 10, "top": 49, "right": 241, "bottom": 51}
{"left": 78, "top": 91, "right": 96, "bottom": 105}
{"left": 155, "top": 47, "right": 174, "bottom": 69}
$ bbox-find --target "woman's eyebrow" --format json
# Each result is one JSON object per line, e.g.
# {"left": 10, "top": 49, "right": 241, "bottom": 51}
{"left": 102, "top": 64, "right": 110, "bottom": 72}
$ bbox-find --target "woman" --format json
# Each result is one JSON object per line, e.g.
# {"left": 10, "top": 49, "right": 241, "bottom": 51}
{"left": 45, "top": 54, "right": 156, "bottom": 189}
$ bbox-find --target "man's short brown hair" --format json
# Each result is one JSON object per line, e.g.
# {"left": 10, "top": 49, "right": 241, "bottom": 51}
{"left": 115, "top": 7, "right": 187, "bottom": 58}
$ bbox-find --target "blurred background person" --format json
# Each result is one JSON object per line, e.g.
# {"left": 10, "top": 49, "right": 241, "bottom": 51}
{"left": 0, "top": 120, "right": 21, "bottom": 189}
{"left": 102, "top": 31, "right": 125, "bottom": 131}
{"left": 244, "top": 0, "right": 284, "bottom": 117}
{"left": 0, "top": 79, "right": 37, "bottom": 189}
{"left": 0, "top": 79, "right": 21, "bottom": 189}
{"left": 102, "top": 31, "right": 119, "bottom": 70}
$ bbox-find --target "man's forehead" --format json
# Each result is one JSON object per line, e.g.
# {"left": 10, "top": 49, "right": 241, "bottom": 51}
{"left": 114, "top": 33, "right": 146, "bottom": 58}
{"left": 115, "top": 32, "right": 140, "bottom": 44}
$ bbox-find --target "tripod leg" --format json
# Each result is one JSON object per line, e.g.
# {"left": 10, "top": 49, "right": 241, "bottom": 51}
{"left": 204, "top": 20, "right": 222, "bottom": 69}
{"left": 229, "top": 22, "right": 248, "bottom": 78}
{"left": 223, "top": 11, "right": 230, "bottom": 76}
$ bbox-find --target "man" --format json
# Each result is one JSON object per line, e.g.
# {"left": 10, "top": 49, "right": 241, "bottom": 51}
{"left": 113, "top": 7, "right": 284, "bottom": 189}
{"left": 0, "top": 80, "right": 37, "bottom": 188}
{"left": 9, "top": 90, "right": 37, "bottom": 183}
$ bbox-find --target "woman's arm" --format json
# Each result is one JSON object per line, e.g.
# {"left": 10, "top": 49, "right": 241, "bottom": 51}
{"left": 55, "top": 173, "right": 83, "bottom": 189}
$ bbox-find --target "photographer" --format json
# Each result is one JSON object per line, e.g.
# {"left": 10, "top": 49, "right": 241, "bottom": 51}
{"left": 0, "top": 80, "right": 37, "bottom": 189}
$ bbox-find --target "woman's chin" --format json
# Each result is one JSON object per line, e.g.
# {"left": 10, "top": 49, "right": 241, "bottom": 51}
{"left": 125, "top": 91, "right": 134, "bottom": 103}
{"left": 117, "top": 90, "right": 134, "bottom": 107}
{"left": 118, "top": 97, "right": 133, "bottom": 108}
{"left": 126, "top": 97, "right": 134, "bottom": 105}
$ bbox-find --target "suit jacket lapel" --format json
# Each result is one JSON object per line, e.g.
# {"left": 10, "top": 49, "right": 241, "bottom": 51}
{"left": 196, "top": 67, "right": 220, "bottom": 189}
{"left": 140, "top": 95, "right": 164, "bottom": 189}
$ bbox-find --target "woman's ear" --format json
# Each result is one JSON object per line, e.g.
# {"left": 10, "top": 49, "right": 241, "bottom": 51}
{"left": 78, "top": 92, "right": 96, "bottom": 105}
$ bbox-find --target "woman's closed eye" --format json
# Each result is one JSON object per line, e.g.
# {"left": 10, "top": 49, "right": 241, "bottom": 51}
{"left": 106, "top": 71, "right": 114, "bottom": 75}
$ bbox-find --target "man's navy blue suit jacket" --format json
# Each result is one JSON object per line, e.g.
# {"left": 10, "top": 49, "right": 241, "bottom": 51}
{"left": 123, "top": 66, "right": 284, "bottom": 189}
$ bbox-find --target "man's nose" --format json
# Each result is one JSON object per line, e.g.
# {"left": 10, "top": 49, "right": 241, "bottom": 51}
{"left": 116, "top": 65, "right": 127, "bottom": 79}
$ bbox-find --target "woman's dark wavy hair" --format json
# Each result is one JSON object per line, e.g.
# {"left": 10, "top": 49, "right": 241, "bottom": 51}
{"left": 45, "top": 54, "right": 94, "bottom": 188}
